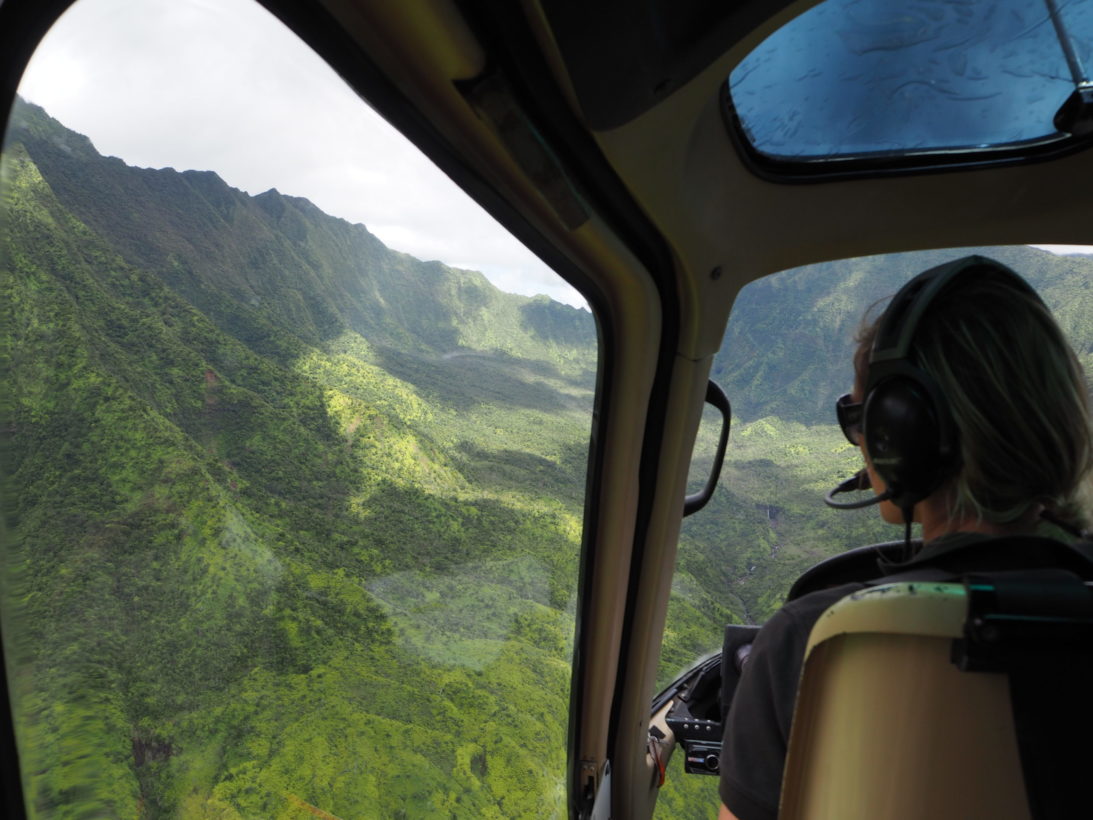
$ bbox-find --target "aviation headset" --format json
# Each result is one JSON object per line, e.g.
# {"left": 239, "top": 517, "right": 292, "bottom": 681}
{"left": 862, "top": 254, "right": 1045, "bottom": 517}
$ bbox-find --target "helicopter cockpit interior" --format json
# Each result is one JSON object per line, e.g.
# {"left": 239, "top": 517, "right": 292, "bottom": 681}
{"left": 3, "top": 0, "right": 1093, "bottom": 818}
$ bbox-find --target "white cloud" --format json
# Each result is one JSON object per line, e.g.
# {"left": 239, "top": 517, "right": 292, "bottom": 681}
{"left": 1030, "top": 245, "right": 1093, "bottom": 257}
{"left": 17, "top": 0, "right": 588, "bottom": 309}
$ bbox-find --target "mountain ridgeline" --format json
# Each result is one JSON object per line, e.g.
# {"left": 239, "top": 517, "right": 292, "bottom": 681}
{"left": 3, "top": 98, "right": 1093, "bottom": 818}
{"left": 7, "top": 100, "right": 595, "bottom": 370}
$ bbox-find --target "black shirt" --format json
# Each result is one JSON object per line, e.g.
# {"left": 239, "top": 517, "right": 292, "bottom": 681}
{"left": 718, "top": 579, "right": 861, "bottom": 820}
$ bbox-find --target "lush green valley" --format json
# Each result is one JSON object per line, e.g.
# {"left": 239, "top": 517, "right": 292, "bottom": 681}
{"left": 3, "top": 98, "right": 1092, "bottom": 819}
{"left": 3, "top": 100, "right": 590, "bottom": 819}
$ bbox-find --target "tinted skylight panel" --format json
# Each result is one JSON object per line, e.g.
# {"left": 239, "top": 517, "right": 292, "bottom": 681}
{"left": 729, "top": 0, "right": 1093, "bottom": 162}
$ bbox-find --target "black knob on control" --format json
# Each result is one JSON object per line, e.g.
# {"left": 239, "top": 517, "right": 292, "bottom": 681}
{"left": 704, "top": 753, "right": 720, "bottom": 773}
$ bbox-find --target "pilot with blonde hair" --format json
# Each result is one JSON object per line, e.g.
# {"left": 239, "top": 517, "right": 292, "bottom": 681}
{"left": 718, "top": 256, "right": 1093, "bottom": 820}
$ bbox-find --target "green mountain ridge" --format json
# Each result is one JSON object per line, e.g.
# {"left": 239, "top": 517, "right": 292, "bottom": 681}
{"left": 7, "top": 98, "right": 596, "bottom": 373}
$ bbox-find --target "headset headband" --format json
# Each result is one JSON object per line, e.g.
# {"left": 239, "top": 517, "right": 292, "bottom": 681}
{"left": 869, "top": 254, "right": 1043, "bottom": 382}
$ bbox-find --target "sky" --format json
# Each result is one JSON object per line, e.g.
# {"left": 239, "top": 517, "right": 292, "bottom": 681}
{"left": 16, "top": 0, "right": 588, "bottom": 309}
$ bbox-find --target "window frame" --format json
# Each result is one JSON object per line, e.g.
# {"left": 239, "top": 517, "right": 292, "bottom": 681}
{"left": 721, "top": 83, "right": 1093, "bottom": 184}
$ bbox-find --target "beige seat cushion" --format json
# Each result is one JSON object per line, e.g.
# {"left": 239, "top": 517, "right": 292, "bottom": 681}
{"left": 779, "top": 583, "right": 1029, "bottom": 820}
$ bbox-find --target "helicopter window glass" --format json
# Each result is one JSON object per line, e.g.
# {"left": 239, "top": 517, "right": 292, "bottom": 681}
{"left": 728, "top": 0, "right": 1093, "bottom": 168}
{"left": 1, "top": 0, "right": 595, "bottom": 816}
{"left": 654, "top": 244, "right": 1093, "bottom": 807}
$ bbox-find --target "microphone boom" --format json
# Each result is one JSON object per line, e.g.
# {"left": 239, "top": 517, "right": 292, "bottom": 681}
{"left": 824, "top": 469, "right": 893, "bottom": 509}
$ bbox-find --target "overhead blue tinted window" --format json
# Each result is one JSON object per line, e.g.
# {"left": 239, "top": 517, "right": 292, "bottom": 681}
{"left": 728, "top": 0, "right": 1093, "bottom": 164}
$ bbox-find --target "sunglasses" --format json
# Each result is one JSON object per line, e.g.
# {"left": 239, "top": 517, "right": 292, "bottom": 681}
{"left": 836, "top": 393, "right": 863, "bottom": 445}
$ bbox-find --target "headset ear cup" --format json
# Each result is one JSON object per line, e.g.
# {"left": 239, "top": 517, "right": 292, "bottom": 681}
{"left": 864, "top": 377, "right": 944, "bottom": 505}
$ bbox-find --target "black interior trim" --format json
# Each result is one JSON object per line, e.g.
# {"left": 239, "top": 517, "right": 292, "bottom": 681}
{"left": 0, "top": 622, "right": 26, "bottom": 820}
{"left": 683, "top": 381, "right": 731, "bottom": 517}
{"left": 721, "top": 83, "right": 1093, "bottom": 185}
{"left": 787, "top": 540, "right": 915, "bottom": 600}
{"left": 539, "top": 0, "right": 797, "bottom": 131}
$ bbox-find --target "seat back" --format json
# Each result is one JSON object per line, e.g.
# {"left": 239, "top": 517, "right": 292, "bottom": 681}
{"left": 779, "top": 582, "right": 1029, "bottom": 820}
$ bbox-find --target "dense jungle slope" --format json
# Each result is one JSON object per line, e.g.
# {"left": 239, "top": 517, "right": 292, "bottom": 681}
{"left": 3, "top": 98, "right": 1092, "bottom": 818}
{"left": 3, "top": 100, "right": 595, "bottom": 819}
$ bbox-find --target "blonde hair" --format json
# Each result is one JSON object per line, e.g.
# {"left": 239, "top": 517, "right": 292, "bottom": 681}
{"left": 855, "top": 270, "right": 1093, "bottom": 532}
